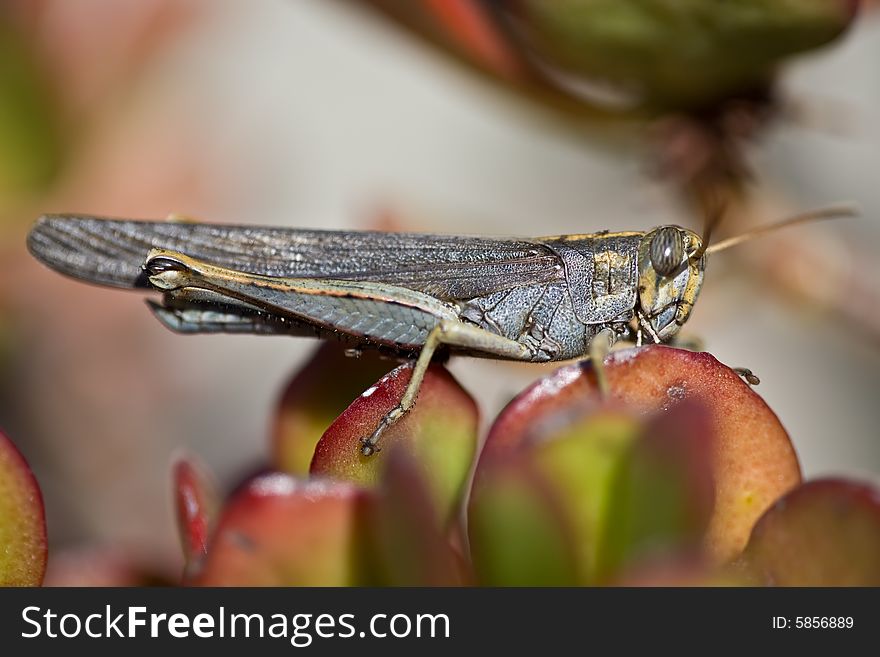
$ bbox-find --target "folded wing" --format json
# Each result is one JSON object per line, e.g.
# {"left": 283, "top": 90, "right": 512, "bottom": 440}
{"left": 27, "top": 214, "right": 564, "bottom": 301}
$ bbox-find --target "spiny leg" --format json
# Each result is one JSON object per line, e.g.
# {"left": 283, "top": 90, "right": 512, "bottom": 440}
{"left": 636, "top": 309, "right": 661, "bottom": 345}
{"left": 588, "top": 327, "right": 617, "bottom": 399}
{"left": 636, "top": 306, "right": 757, "bottom": 385}
{"left": 360, "top": 320, "right": 532, "bottom": 457}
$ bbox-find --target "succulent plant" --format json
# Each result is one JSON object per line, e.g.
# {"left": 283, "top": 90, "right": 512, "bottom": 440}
{"left": 2, "top": 343, "right": 879, "bottom": 586}
{"left": 164, "top": 344, "right": 880, "bottom": 586}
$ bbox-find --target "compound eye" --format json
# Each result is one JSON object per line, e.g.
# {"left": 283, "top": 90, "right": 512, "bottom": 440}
{"left": 649, "top": 227, "right": 684, "bottom": 277}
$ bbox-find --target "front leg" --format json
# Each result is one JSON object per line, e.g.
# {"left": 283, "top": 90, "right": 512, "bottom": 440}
{"left": 360, "top": 320, "right": 532, "bottom": 456}
{"left": 633, "top": 311, "right": 759, "bottom": 386}
{"left": 588, "top": 327, "right": 618, "bottom": 399}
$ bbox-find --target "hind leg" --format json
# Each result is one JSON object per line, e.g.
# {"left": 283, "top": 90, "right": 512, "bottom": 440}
{"left": 359, "top": 319, "right": 532, "bottom": 456}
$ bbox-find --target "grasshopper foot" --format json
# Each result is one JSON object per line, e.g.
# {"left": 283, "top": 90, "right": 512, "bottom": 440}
{"left": 734, "top": 367, "right": 760, "bottom": 386}
{"left": 359, "top": 440, "right": 380, "bottom": 457}
{"left": 359, "top": 406, "right": 406, "bottom": 457}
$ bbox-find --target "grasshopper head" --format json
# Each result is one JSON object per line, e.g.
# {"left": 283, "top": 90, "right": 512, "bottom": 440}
{"left": 637, "top": 226, "right": 706, "bottom": 342}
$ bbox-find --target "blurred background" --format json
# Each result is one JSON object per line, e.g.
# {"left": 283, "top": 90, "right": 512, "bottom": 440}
{"left": 0, "top": 0, "right": 878, "bottom": 573}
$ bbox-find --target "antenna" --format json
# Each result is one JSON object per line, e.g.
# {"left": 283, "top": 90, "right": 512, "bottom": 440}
{"left": 701, "top": 203, "right": 858, "bottom": 256}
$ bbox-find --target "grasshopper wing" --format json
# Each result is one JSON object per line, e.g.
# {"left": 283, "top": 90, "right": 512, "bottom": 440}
{"left": 27, "top": 215, "right": 564, "bottom": 301}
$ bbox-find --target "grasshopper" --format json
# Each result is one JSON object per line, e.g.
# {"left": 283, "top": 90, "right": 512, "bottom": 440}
{"left": 27, "top": 206, "right": 852, "bottom": 455}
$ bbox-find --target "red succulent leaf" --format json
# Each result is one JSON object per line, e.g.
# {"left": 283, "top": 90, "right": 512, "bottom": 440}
{"left": 311, "top": 362, "right": 478, "bottom": 525}
{"left": 423, "top": 0, "right": 523, "bottom": 79}
{"left": 471, "top": 397, "right": 716, "bottom": 584}
{"left": 193, "top": 473, "right": 373, "bottom": 586}
{"left": 741, "top": 478, "right": 880, "bottom": 586}
{"left": 481, "top": 364, "right": 609, "bottom": 462}
{"left": 0, "top": 429, "right": 47, "bottom": 586}
{"left": 273, "top": 343, "right": 397, "bottom": 474}
{"left": 481, "top": 345, "right": 800, "bottom": 563}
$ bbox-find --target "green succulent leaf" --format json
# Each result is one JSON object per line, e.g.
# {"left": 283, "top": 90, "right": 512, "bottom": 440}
{"left": 512, "top": 0, "right": 857, "bottom": 108}
{"left": 597, "top": 402, "right": 715, "bottom": 579}
{"left": 529, "top": 410, "right": 641, "bottom": 581}
{"left": 366, "top": 447, "right": 462, "bottom": 586}
{"left": 469, "top": 460, "right": 580, "bottom": 586}
{"left": 0, "top": 430, "right": 47, "bottom": 586}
